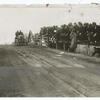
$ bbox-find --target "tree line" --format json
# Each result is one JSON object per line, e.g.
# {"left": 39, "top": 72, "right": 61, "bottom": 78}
{"left": 39, "top": 22, "right": 100, "bottom": 52}
{"left": 14, "top": 30, "right": 33, "bottom": 46}
{"left": 14, "top": 22, "right": 100, "bottom": 52}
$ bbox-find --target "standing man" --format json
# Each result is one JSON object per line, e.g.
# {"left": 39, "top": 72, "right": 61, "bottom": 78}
{"left": 69, "top": 28, "right": 77, "bottom": 52}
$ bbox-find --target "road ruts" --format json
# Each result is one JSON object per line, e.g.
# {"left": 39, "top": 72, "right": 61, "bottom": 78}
{"left": 1, "top": 45, "right": 100, "bottom": 97}
{"left": 14, "top": 46, "right": 100, "bottom": 97}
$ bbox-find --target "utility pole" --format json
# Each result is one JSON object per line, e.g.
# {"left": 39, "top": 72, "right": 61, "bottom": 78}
{"left": 54, "top": 30, "right": 57, "bottom": 49}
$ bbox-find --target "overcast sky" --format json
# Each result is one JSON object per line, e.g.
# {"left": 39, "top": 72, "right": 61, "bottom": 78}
{"left": 0, "top": 0, "right": 100, "bottom": 44}
{"left": 0, "top": 0, "right": 100, "bottom": 4}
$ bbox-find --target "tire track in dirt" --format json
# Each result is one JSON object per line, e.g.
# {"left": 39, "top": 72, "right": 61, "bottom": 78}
{"left": 15, "top": 47, "right": 86, "bottom": 96}
{"left": 14, "top": 46, "right": 100, "bottom": 96}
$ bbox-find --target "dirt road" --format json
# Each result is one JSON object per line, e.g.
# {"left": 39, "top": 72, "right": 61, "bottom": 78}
{"left": 0, "top": 45, "right": 100, "bottom": 97}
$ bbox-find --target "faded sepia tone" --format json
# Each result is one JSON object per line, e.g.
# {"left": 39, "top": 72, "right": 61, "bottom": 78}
{"left": 0, "top": 4, "right": 100, "bottom": 97}
{"left": 0, "top": 4, "right": 100, "bottom": 44}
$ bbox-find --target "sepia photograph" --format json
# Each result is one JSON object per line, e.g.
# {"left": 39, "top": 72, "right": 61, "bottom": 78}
{"left": 0, "top": 0, "right": 100, "bottom": 98}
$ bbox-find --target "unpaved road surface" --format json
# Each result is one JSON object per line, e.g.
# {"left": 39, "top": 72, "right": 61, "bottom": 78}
{"left": 0, "top": 45, "right": 100, "bottom": 97}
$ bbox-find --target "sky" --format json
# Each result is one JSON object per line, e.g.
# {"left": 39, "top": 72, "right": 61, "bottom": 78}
{"left": 0, "top": 0, "right": 99, "bottom": 4}
{"left": 0, "top": 0, "right": 100, "bottom": 44}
